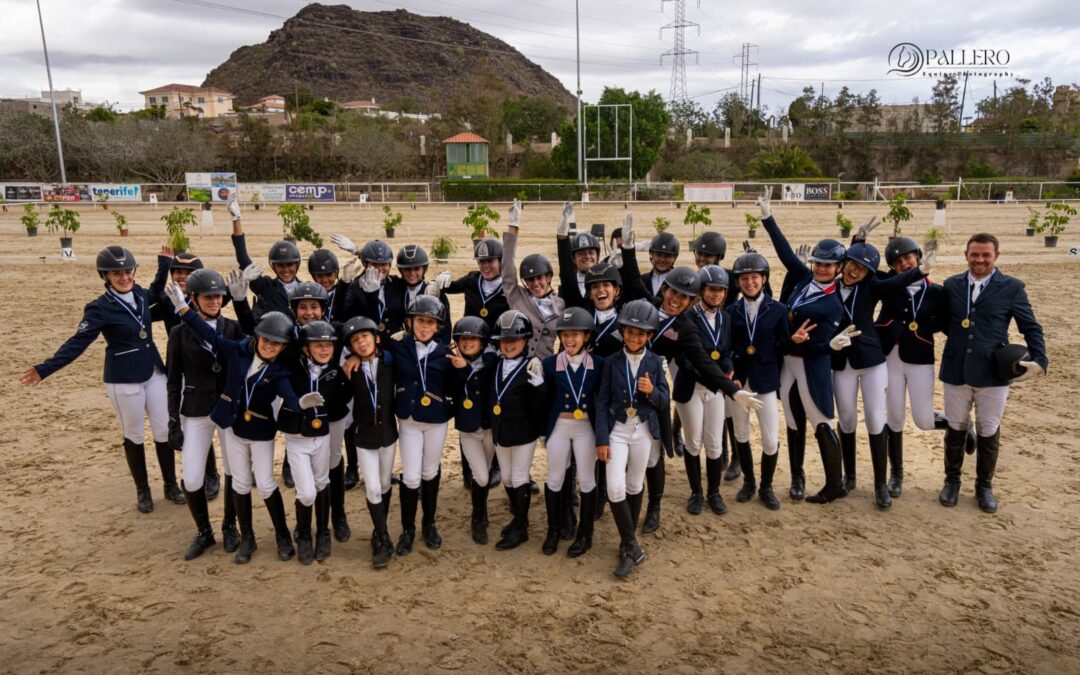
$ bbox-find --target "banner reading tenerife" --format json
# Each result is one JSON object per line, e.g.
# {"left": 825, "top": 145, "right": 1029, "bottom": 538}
{"left": 683, "top": 183, "right": 734, "bottom": 202}
{"left": 185, "top": 172, "right": 238, "bottom": 203}
{"left": 89, "top": 184, "right": 142, "bottom": 202}
{"left": 286, "top": 183, "right": 336, "bottom": 202}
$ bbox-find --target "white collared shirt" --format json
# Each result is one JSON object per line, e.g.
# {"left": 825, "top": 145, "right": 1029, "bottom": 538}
{"left": 595, "top": 307, "right": 616, "bottom": 323}
{"left": 744, "top": 295, "right": 761, "bottom": 323}
{"left": 501, "top": 355, "right": 524, "bottom": 380}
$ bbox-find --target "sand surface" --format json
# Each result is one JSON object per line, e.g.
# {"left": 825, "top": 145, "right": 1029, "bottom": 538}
{"left": 1, "top": 200, "right": 1078, "bottom": 673}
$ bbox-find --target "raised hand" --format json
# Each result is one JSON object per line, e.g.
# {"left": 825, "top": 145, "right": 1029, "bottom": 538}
{"left": 795, "top": 244, "right": 811, "bottom": 266}
{"left": 919, "top": 238, "right": 939, "bottom": 275}
{"left": 228, "top": 197, "right": 242, "bottom": 222}
{"left": 433, "top": 270, "right": 452, "bottom": 290}
{"left": 360, "top": 266, "right": 381, "bottom": 293}
{"left": 340, "top": 257, "right": 362, "bottom": 284}
{"left": 557, "top": 202, "right": 574, "bottom": 237}
{"left": 637, "top": 371, "right": 654, "bottom": 395}
{"left": 756, "top": 186, "right": 772, "bottom": 219}
{"left": 241, "top": 262, "right": 264, "bottom": 282}
{"left": 508, "top": 199, "right": 521, "bottom": 229}
{"left": 829, "top": 324, "right": 861, "bottom": 351}
{"left": 165, "top": 281, "right": 188, "bottom": 312}
{"left": 329, "top": 233, "right": 358, "bottom": 255}
{"left": 226, "top": 269, "right": 248, "bottom": 300}
{"left": 854, "top": 216, "right": 881, "bottom": 241}
{"left": 622, "top": 213, "right": 635, "bottom": 248}
{"left": 791, "top": 319, "right": 817, "bottom": 344}
{"left": 159, "top": 245, "right": 174, "bottom": 259}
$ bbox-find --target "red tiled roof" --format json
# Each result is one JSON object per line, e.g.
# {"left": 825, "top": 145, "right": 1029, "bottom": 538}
{"left": 342, "top": 100, "right": 381, "bottom": 108}
{"left": 443, "top": 132, "right": 489, "bottom": 144}
{"left": 139, "top": 83, "right": 233, "bottom": 96}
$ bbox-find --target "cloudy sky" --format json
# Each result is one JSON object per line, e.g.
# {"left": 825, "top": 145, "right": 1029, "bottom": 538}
{"left": 2, "top": 0, "right": 1078, "bottom": 119}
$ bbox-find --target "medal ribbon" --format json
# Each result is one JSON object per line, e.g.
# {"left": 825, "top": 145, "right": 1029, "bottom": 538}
{"left": 840, "top": 284, "right": 859, "bottom": 323}
{"left": 494, "top": 358, "right": 528, "bottom": 406}
{"left": 593, "top": 314, "right": 617, "bottom": 344}
{"left": 697, "top": 306, "right": 723, "bottom": 351}
{"left": 563, "top": 360, "right": 588, "bottom": 412}
{"left": 243, "top": 363, "right": 270, "bottom": 413}
{"left": 477, "top": 276, "right": 502, "bottom": 314}
{"left": 107, "top": 288, "right": 147, "bottom": 335}
{"left": 624, "top": 356, "right": 640, "bottom": 405}
{"left": 363, "top": 362, "right": 378, "bottom": 412}
{"left": 743, "top": 299, "right": 759, "bottom": 345}
{"left": 909, "top": 281, "right": 927, "bottom": 322}
{"left": 309, "top": 363, "right": 324, "bottom": 419}
{"left": 648, "top": 314, "right": 679, "bottom": 348}
{"left": 790, "top": 281, "right": 834, "bottom": 313}
{"left": 416, "top": 342, "right": 430, "bottom": 395}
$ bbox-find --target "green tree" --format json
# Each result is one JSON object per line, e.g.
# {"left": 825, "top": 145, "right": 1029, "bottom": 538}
{"left": 748, "top": 145, "right": 823, "bottom": 179}
{"left": 855, "top": 89, "right": 882, "bottom": 130}
{"left": 86, "top": 106, "right": 118, "bottom": 122}
{"left": 927, "top": 75, "right": 960, "bottom": 132}
{"left": 832, "top": 86, "right": 857, "bottom": 134}
{"left": 713, "top": 92, "right": 764, "bottom": 136}
{"left": 501, "top": 96, "right": 567, "bottom": 142}
{"left": 669, "top": 99, "right": 709, "bottom": 135}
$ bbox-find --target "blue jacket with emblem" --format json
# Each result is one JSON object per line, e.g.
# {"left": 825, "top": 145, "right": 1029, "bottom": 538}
{"left": 542, "top": 351, "right": 605, "bottom": 438}
{"left": 382, "top": 336, "right": 454, "bottom": 423}
{"left": 594, "top": 349, "right": 670, "bottom": 449}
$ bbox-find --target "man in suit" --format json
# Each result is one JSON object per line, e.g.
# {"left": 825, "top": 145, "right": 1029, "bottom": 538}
{"left": 939, "top": 233, "right": 1047, "bottom": 513}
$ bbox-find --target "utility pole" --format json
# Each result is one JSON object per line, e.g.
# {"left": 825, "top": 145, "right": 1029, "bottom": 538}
{"left": 35, "top": 0, "right": 66, "bottom": 183}
{"left": 756, "top": 72, "right": 761, "bottom": 111}
{"left": 957, "top": 72, "right": 969, "bottom": 129}
{"left": 576, "top": 0, "right": 582, "bottom": 183}
{"left": 732, "top": 43, "right": 758, "bottom": 106}
{"left": 660, "top": 0, "right": 700, "bottom": 103}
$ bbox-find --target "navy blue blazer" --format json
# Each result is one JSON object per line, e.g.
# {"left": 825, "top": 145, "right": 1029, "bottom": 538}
{"left": 939, "top": 270, "right": 1048, "bottom": 387}
{"left": 36, "top": 285, "right": 166, "bottom": 384}
{"left": 649, "top": 305, "right": 741, "bottom": 399}
{"left": 342, "top": 276, "right": 451, "bottom": 343}
{"left": 445, "top": 271, "right": 511, "bottom": 330}
{"left": 727, "top": 295, "right": 789, "bottom": 395}
{"left": 542, "top": 352, "right": 605, "bottom": 438}
{"left": 556, "top": 236, "right": 590, "bottom": 310}
{"left": 762, "top": 215, "right": 842, "bottom": 418}
{"left": 277, "top": 360, "right": 351, "bottom": 437}
{"left": 232, "top": 234, "right": 293, "bottom": 320}
{"left": 672, "top": 306, "right": 733, "bottom": 404}
{"left": 324, "top": 279, "right": 350, "bottom": 324}
{"left": 595, "top": 349, "right": 670, "bottom": 450}
{"left": 179, "top": 309, "right": 299, "bottom": 441}
{"left": 831, "top": 266, "right": 925, "bottom": 371}
{"left": 348, "top": 353, "right": 398, "bottom": 450}
{"left": 488, "top": 357, "right": 548, "bottom": 446}
{"left": 383, "top": 336, "right": 454, "bottom": 423}
{"left": 451, "top": 351, "right": 497, "bottom": 434}
{"left": 589, "top": 312, "right": 624, "bottom": 358}
{"left": 875, "top": 277, "right": 948, "bottom": 365}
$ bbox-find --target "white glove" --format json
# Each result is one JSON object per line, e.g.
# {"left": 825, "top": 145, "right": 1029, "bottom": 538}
{"left": 390, "top": 330, "right": 405, "bottom": 341}
{"left": 340, "top": 257, "right": 362, "bottom": 285}
{"left": 919, "top": 239, "right": 938, "bottom": 276}
{"left": 330, "top": 233, "right": 358, "bottom": 255}
{"left": 299, "top": 392, "right": 325, "bottom": 410}
{"left": 527, "top": 357, "right": 544, "bottom": 386}
{"left": 756, "top": 187, "right": 772, "bottom": 219}
{"left": 360, "top": 266, "right": 381, "bottom": 293}
{"left": 434, "top": 270, "right": 452, "bottom": 290}
{"left": 557, "top": 202, "right": 573, "bottom": 237}
{"left": 228, "top": 197, "right": 242, "bottom": 222}
{"left": 795, "top": 244, "right": 811, "bottom": 266}
{"left": 1011, "top": 360, "right": 1045, "bottom": 383}
{"left": 508, "top": 199, "right": 521, "bottom": 229}
{"left": 854, "top": 216, "right": 881, "bottom": 241}
{"left": 608, "top": 248, "right": 624, "bottom": 269}
{"left": 829, "top": 325, "right": 861, "bottom": 351}
{"left": 622, "top": 213, "right": 635, "bottom": 249}
{"left": 241, "top": 262, "right": 264, "bottom": 283}
{"left": 226, "top": 269, "right": 248, "bottom": 300}
{"left": 733, "top": 390, "right": 763, "bottom": 412}
{"left": 423, "top": 281, "right": 441, "bottom": 297}
{"left": 165, "top": 281, "right": 187, "bottom": 312}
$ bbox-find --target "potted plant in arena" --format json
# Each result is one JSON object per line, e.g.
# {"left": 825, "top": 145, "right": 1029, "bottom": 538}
{"left": 45, "top": 204, "right": 80, "bottom": 249}
{"left": 885, "top": 192, "right": 913, "bottom": 237}
{"left": 652, "top": 216, "right": 671, "bottom": 233}
{"left": 21, "top": 203, "right": 39, "bottom": 237}
{"left": 251, "top": 192, "right": 261, "bottom": 211}
{"left": 278, "top": 203, "right": 323, "bottom": 247}
{"left": 382, "top": 204, "right": 403, "bottom": 239}
{"left": 683, "top": 203, "right": 711, "bottom": 238}
{"left": 745, "top": 212, "right": 759, "bottom": 239}
{"left": 114, "top": 210, "right": 129, "bottom": 237}
{"left": 1025, "top": 207, "right": 1040, "bottom": 237}
{"left": 431, "top": 235, "right": 456, "bottom": 263}
{"left": 837, "top": 211, "right": 853, "bottom": 238}
{"left": 463, "top": 203, "right": 500, "bottom": 243}
{"left": 1041, "top": 201, "right": 1075, "bottom": 248}
{"left": 162, "top": 206, "right": 196, "bottom": 252}
{"left": 99, "top": 192, "right": 110, "bottom": 210}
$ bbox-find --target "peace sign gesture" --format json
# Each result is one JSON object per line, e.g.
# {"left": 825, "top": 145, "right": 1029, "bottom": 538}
{"left": 791, "top": 319, "right": 816, "bottom": 344}
{"left": 829, "top": 324, "right": 861, "bottom": 351}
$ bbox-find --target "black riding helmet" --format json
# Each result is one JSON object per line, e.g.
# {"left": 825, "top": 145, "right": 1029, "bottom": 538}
{"left": 396, "top": 244, "right": 429, "bottom": 269}
{"left": 288, "top": 281, "right": 329, "bottom": 307}
{"left": 885, "top": 236, "right": 922, "bottom": 267}
{"left": 361, "top": 240, "right": 394, "bottom": 264}
{"left": 809, "top": 238, "right": 846, "bottom": 264}
{"left": 170, "top": 252, "right": 204, "bottom": 271}
{"left": 692, "top": 231, "right": 727, "bottom": 259}
{"left": 342, "top": 316, "right": 379, "bottom": 342}
{"left": 570, "top": 231, "right": 601, "bottom": 254}
{"left": 661, "top": 266, "right": 701, "bottom": 297}
{"left": 299, "top": 320, "right": 337, "bottom": 343}
{"left": 185, "top": 269, "right": 227, "bottom": 296}
{"left": 519, "top": 253, "right": 553, "bottom": 280}
{"left": 618, "top": 299, "right": 660, "bottom": 332}
{"left": 649, "top": 232, "right": 680, "bottom": 256}
{"left": 268, "top": 240, "right": 301, "bottom": 265}
{"left": 732, "top": 251, "right": 770, "bottom": 276}
{"left": 473, "top": 237, "right": 503, "bottom": 261}
{"left": 254, "top": 311, "right": 294, "bottom": 344}
{"left": 96, "top": 246, "right": 136, "bottom": 278}
{"left": 308, "top": 249, "right": 340, "bottom": 275}
{"left": 698, "top": 265, "right": 730, "bottom": 288}
{"left": 453, "top": 316, "right": 491, "bottom": 340}
{"left": 492, "top": 310, "right": 533, "bottom": 341}
{"left": 407, "top": 295, "right": 447, "bottom": 324}
{"left": 556, "top": 307, "right": 594, "bottom": 332}
{"left": 584, "top": 262, "right": 623, "bottom": 288}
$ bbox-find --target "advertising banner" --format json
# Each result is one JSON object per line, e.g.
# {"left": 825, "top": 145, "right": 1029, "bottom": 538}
{"left": 684, "top": 183, "right": 734, "bottom": 202}
{"left": 3, "top": 185, "right": 42, "bottom": 201}
{"left": 89, "top": 184, "right": 142, "bottom": 202}
{"left": 239, "top": 183, "right": 287, "bottom": 202}
{"left": 285, "top": 183, "right": 336, "bottom": 202}
{"left": 185, "top": 172, "right": 237, "bottom": 202}
{"left": 781, "top": 183, "right": 806, "bottom": 201}
{"left": 42, "top": 184, "right": 93, "bottom": 202}
{"left": 803, "top": 183, "right": 832, "bottom": 201}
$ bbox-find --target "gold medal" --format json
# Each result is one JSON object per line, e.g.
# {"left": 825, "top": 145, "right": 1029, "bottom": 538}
{"left": 492, "top": 403, "right": 502, "bottom": 416}
{"left": 211, "top": 362, "right": 222, "bottom": 373}
{"left": 243, "top": 411, "right": 253, "bottom": 422}
{"left": 462, "top": 398, "right": 474, "bottom": 410}
{"left": 139, "top": 329, "right": 148, "bottom": 340}
{"left": 908, "top": 321, "right": 918, "bottom": 331}
{"left": 788, "top": 310, "right": 794, "bottom": 324}
{"left": 378, "top": 322, "right": 386, "bottom": 332}
{"left": 625, "top": 406, "right": 638, "bottom": 418}
{"left": 961, "top": 318, "right": 971, "bottom": 329}
{"left": 710, "top": 350, "right": 720, "bottom": 360}
{"left": 420, "top": 395, "right": 432, "bottom": 407}
{"left": 746, "top": 345, "right": 757, "bottom": 355}
{"left": 573, "top": 408, "right": 584, "bottom": 419}
{"left": 480, "top": 307, "right": 489, "bottom": 317}
{"left": 311, "top": 418, "right": 323, "bottom": 430}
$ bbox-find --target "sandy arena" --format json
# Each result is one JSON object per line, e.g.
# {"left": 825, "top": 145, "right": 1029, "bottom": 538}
{"left": 0, "top": 200, "right": 1077, "bottom": 672}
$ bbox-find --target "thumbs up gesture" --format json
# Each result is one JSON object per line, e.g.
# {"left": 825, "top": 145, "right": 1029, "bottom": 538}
{"left": 637, "top": 371, "right": 654, "bottom": 395}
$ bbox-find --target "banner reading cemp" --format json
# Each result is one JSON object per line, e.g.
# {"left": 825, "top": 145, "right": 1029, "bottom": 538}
{"left": 286, "top": 184, "right": 336, "bottom": 202}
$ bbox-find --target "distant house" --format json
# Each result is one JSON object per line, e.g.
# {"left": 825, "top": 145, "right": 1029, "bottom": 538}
{"left": 250, "top": 94, "right": 287, "bottom": 114}
{"left": 0, "top": 89, "right": 91, "bottom": 117}
{"left": 138, "top": 84, "right": 235, "bottom": 119}
{"left": 342, "top": 98, "right": 382, "bottom": 113}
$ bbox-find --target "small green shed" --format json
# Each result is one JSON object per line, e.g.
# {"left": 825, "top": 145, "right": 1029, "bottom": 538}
{"left": 444, "top": 132, "right": 490, "bottom": 178}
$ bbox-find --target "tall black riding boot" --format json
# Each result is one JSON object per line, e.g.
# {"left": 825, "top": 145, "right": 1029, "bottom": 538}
{"left": 294, "top": 499, "right": 314, "bottom": 565}
{"left": 975, "top": 431, "right": 1000, "bottom": 514}
{"left": 204, "top": 445, "right": 221, "bottom": 501}
{"left": 787, "top": 426, "right": 806, "bottom": 500}
{"left": 314, "top": 487, "right": 331, "bottom": 560}
{"left": 735, "top": 441, "right": 757, "bottom": 503}
{"left": 594, "top": 460, "right": 608, "bottom": 520}
{"left": 183, "top": 486, "right": 215, "bottom": 560}
{"left": 673, "top": 410, "right": 686, "bottom": 457}
{"left": 807, "top": 424, "right": 847, "bottom": 504}
{"left": 369, "top": 497, "right": 393, "bottom": 569}
{"left": 642, "top": 461, "right": 664, "bottom": 534}
{"left": 489, "top": 454, "right": 503, "bottom": 488}
{"left": 886, "top": 428, "right": 904, "bottom": 498}
{"left": 567, "top": 489, "right": 596, "bottom": 557}
{"left": 420, "top": 475, "right": 443, "bottom": 550}
{"left": 869, "top": 431, "right": 892, "bottom": 509}
{"left": 627, "top": 491, "right": 644, "bottom": 530}
{"left": 123, "top": 439, "right": 154, "bottom": 513}
{"left": 263, "top": 489, "right": 295, "bottom": 561}
{"left": 343, "top": 430, "right": 359, "bottom": 490}
{"left": 221, "top": 475, "right": 240, "bottom": 552}
{"left": 939, "top": 427, "right": 967, "bottom": 507}
{"left": 396, "top": 485, "right": 419, "bottom": 555}
{"left": 470, "top": 480, "right": 490, "bottom": 545}
{"left": 460, "top": 445, "right": 474, "bottom": 490}
{"left": 560, "top": 466, "right": 577, "bottom": 540}
{"left": 233, "top": 491, "right": 257, "bottom": 564}
{"left": 281, "top": 455, "right": 295, "bottom": 489}
{"left": 329, "top": 462, "right": 351, "bottom": 543}
{"left": 610, "top": 499, "right": 644, "bottom": 579}
{"left": 758, "top": 452, "right": 781, "bottom": 510}
{"left": 723, "top": 419, "right": 742, "bottom": 481}
{"left": 684, "top": 452, "right": 704, "bottom": 514}
{"left": 839, "top": 431, "right": 857, "bottom": 492}
{"left": 705, "top": 456, "right": 727, "bottom": 515}
{"left": 542, "top": 486, "right": 561, "bottom": 555}
{"left": 496, "top": 485, "right": 531, "bottom": 550}
{"left": 154, "top": 441, "right": 186, "bottom": 505}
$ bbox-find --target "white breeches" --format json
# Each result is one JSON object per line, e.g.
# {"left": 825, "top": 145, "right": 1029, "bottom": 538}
{"left": 105, "top": 370, "right": 169, "bottom": 444}
{"left": 943, "top": 383, "right": 1009, "bottom": 437}
{"left": 223, "top": 428, "right": 277, "bottom": 499}
{"left": 545, "top": 418, "right": 597, "bottom": 492}
{"left": 780, "top": 356, "right": 831, "bottom": 429}
{"left": 885, "top": 347, "right": 937, "bottom": 432}
{"left": 494, "top": 442, "right": 537, "bottom": 489}
{"left": 460, "top": 429, "right": 496, "bottom": 487}
{"left": 674, "top": 383, "right": 726, "bottom": 460}
{"left": 397, "top": 417, "right": 447, "bottom": 489}
{"left": 358, "top": 444, "right": 397, "bottom": 503}
{"left": 285, "top": 434, "right": 331, "bottom": 506}
{"left": 833, "top": 362, "right": 888, "bottom": 434}
{"left": 730, "top": 390, "right": 780, "bottom": 454}
{"left": 605, "top": 419, "right": 652, "bottom": 502}
{"left": 180, "top": 415, "right": 230, "bottom": 490}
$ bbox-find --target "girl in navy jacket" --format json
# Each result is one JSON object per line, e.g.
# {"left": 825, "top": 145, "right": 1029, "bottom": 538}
{"left": 22, "top": 246, "right": 181, "bottom": 516}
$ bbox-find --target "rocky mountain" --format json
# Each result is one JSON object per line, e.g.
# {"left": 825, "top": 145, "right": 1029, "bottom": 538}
{"left": 202, "top": 3, "right": 575, "bottom": 113}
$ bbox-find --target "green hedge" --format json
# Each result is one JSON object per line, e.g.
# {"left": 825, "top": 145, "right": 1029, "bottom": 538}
{"left": 441, "top": 179, "right": 582, "bottom": 202}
